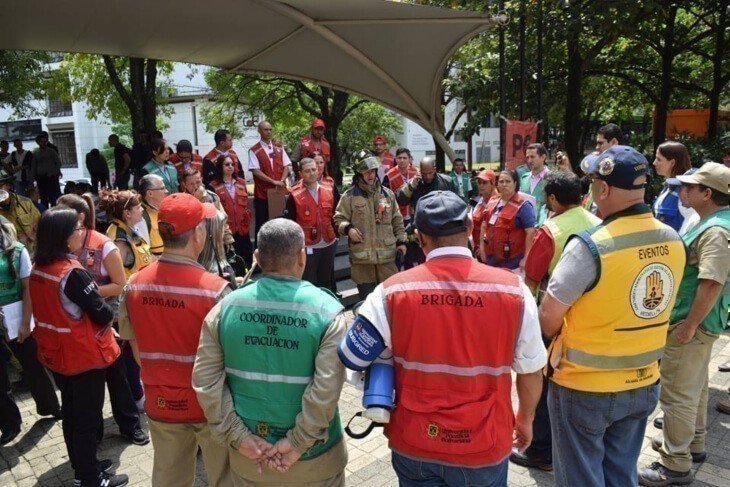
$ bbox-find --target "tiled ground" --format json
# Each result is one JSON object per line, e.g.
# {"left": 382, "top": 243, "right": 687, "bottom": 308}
{"left": 2, "top": 331, "right": 729, "bottom": 486}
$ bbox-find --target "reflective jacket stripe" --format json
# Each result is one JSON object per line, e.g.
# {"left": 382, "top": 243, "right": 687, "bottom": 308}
{"left": 36, "top": 321, "right": 71, "bottom": 333}
{"left": 31, "top": 270, "right": 62, "bottom": 282}
{"left": 565, "top": 347, "right": 664, "bottom": 370}
{"left": 138, "top": 352, "right": 196, "bottom": 363}
{"left": 127, "top": 283, "right": 224, "bottom": 298}
{"left": 394, "top": 356, "right": 511, "bottom": 377}
{"left": 384, "top": 280, "right": 522, "bottom": 296}
{"left": 226, "top": 298, "right": 341, "bottom": 320}
{"left": 225, "top": 367, "right": 312, "bottom": 385}
{"left": 593, "top": 228, "right": 681, "bottom": 254}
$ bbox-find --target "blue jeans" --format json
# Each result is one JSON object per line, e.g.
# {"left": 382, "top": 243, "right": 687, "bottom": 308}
{"left": 392, "top": 452, "right": 508, "bottom": 487}
{"left": 548, "top": 381, "right": 659, "bottom": 487}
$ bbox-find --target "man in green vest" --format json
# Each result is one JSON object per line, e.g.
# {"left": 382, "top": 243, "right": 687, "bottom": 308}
{"left": 193, "top": 218, "right": 348, "bottom": 486}
{"left": 448, "top": 158, "right": 473, "bottom": 205}
{"left": 639, "top": 162, "right": 730, "bottom": 486}
{"left": 519, "top": 143, "right": 550, "bottom": 226}
{"left": 511, "top": 171, "right": 600, "bottom": 472}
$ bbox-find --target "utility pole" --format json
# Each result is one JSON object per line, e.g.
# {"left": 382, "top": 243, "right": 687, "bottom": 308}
{"left": 499, "top": 0, "right": 506, "bottom": 169}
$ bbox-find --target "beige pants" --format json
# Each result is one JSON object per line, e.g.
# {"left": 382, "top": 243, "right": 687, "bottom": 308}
{"left": 231, "top": 471, "right": 344, "bottom": 487}
{"left": 350, "top": 262, "right": 397, "bottom": 285}
{"left": 658, "top": 324, "right": 719, "bottom": 472}
{"left": 148, "top": 419, "right": 233, "bottom": 487}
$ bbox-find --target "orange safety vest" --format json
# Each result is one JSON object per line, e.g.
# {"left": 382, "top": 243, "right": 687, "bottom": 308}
{"left": 125, "top": 259, "right": 229, "bottom": 423}
{"left": 211, "top": 178, "right": 252, "bottom": 237}
{"left": 482, "top": 193, "right": 528, "bottom": 263}
{"left": 30, "top": 259, "right": 120, "bottom": 375}
{"left": 202, "top": 148, "right": 243, "bottom": 178}
{"left": 386, "top": 165, "right": 418, "bottom": 219}
{"left": 251, "top": 142, "right": 284, "bottom": 200}
{"left": 299, "top": 135, "right": 330, "bottom": 162}
{"left": 380, "top": 150, "right": 395, "bottom": 169}
{"left": 471, "top": 199, "right": 489, "bottom": 251}
{"left": 169, "top": 153, "right": 204, "bottom": 181}
{"left": 383, "top": 255, "right": 523, "bottom": 467}
{"left": 78, "top": 230, "right": 113, "bottom": 285}
{"left": 291, "top": 184, "right": 337, "bottom": 246}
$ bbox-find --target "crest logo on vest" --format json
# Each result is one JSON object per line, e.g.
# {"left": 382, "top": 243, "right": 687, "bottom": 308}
{"left": 427, "top": 423, "right": 439, "bottom": 439}
{"left": 157, "top": 396, "right": 165, "bottom": 409}
{"left": 257, "top": 421, "right": 268, "bottom": 437}
{"left": 630, "top": 263, "right": 674, "bottom": 319}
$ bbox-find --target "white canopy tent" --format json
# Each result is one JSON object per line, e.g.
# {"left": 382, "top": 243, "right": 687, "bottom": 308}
{"left": 0, "top": 0, "right": 499, "bottom": 158}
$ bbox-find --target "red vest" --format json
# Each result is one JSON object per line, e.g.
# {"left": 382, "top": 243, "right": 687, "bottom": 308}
{"left": 299, "top": 135, "right": 330, "bottom": 162}
{"left": 380, "top": 150, "right": 395, "bottom": 169}
{"left": 251, "top": 142, "right": 284, "bottom": 200}
{"left": 291, "top": 184, "right": 336, "bottom": 246}
{"left": 386, "top": 165, "right": 418, "bottom": 219}
{"left": 211, "top": 178, "right": 251, "bottom": 237}
{"left": 383, "top": 256, "right": 523, "bottom": 467}
{"left": 78, "top": 230, "right": 113, "bottom": 285}
{"left": 169, "top": 153, "right": 204, "bottom": 181}
{"left": 483, "top": 193, "right": 528, "bottom": 263}
{"left": 471, "top": 199, "right": 489, "bottom": 253}
{"left": 126, "top": 259, "right": 228, "bottom": 423}
{"left": 203, "top": 148, "right": 243, "bottom": 178}
{"left": 30, "top": 259, "right": 120, "bottom": 376}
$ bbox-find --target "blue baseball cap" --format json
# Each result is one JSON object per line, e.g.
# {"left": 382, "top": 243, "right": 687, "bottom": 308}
{"left": 581, "top": 145, "right": 649, "bottom": 190}
{"left": 665, "top": 167, "right": 698, "bottom": 187}
{"left": 415, "top": 191, "right": 468, "bottom": 237}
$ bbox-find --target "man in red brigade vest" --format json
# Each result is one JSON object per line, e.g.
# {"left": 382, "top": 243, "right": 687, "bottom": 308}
{"left": 338, "top": 191, "right": 546, "bottom": 485}
{"left": 284, "top": 157, "right": 338, "bottom": 292}
{"left": 118, "top": 193, "right": 233, "bottom": 487}
{"left": 373, "top": 134, "right": 395, "bottom": 181}
{"left": 202, "top": 129, "right": 244, "bottom": 186}
{"left": 169, "top": 139, "right": 203, "bottom": 185}
{"left": 383, "top": 147, "right": 420, "bottom": 269}
{"left": 248, "top": 120, "right": 292, "bottom": 238}
{"left": 291, "top": 118, "right": 330, "bottom": 181}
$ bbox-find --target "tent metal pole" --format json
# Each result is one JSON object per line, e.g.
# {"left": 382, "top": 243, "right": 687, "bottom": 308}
{"left": 432, "top": 131, "right": 457, "bottom": 162}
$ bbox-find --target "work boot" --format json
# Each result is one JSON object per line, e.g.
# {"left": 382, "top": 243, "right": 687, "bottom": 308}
{"left": 716, "top": 394, "right": 730, "bottom": 415}
{"left": 651, "top": 435, "right": 706, "bottom": 463}
{"left": 638, "top": 462, "right": 693, "bottom": 486}
{"left": 509, "top": 450, "right": 552, "bottom": 471}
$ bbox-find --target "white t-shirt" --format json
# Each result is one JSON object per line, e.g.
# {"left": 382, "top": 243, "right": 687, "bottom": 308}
{"left": 18, "top": 247, "right": 31, "bottom": 279}
{"left": 248, "top": 140, "right": 292, "bottom": 170}
{"left": 97, "top": 241, "right": 119, "bottom": 277}
{"left": 358, "top": 246, "right": 547, "bottom": 374}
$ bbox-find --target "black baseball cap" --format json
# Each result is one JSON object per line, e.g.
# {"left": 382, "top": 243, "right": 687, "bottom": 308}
{"left": 414, "top": 191, "right": 468, "bottom": 237}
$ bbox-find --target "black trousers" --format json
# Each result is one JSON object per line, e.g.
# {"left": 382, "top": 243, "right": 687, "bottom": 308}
{"left": 36, "top": 175, "right": 61, "bottom": 208}
{"left": 90, "top": 173, "right": 110, "bottom": 193}
{"left": 254, "top": 198, "right": 269, "bottom": 246}
{"left": 115, "top": 171, "right": 130, "bottom": 190}
{"left": 524, "top": 335, "right": 553, "bottom": 460}
{"left": 404, "top": 242, "right": 425, "bottom": 270}
{"left": 233, "top": 233, "right": 254, "bottom": 276}
{"left": 303, "top": 242, "right": 337, "bottom": 292}
{"left": 53, "top": 368, "right": 106, "bottom": 483}
{"left": 0, "top": 337, "right": 60, "bottom": 433}
{"left": 104, "top": 348, "right": 141, "bottom": 438}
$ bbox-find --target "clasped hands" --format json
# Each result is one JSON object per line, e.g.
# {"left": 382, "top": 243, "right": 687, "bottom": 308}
{"left": 237, "top": 435, "right": 302, "bottom": 474}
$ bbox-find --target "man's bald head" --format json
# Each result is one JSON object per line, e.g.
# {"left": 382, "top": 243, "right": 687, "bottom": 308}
{"left": 420, "top": 156, "right": 437, "bottom": 183}
{"left": 258, "top": 121, "right": 273, "bottom": 141}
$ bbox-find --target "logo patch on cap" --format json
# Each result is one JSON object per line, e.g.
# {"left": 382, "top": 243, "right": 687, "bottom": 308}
{"left": 599, "top": 158, "right": 615, "bottom": 176}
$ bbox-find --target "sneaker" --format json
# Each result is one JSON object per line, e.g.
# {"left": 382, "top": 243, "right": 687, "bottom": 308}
{"left": 653, "top": 416, "right": 663, "bottom": 429}
{"left": 509, "top": 450, "right": 553, "bottom": 471}
{"left": 651, "top": 435, "right": 706, "bottom": 463}
{"left": 638, "top": 462, "right": 693, "bottom": 486}
{"left": 79, "top": 471, "right": 129, "bottom": 487}
{"left": 122, "top": 428, "right": 150, "bottom": 446}
{"left": 73, "top": 460, "right": 114, "bottom": 486}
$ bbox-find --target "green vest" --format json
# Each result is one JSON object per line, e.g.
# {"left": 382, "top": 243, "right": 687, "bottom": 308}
{"left": 519, "top": 170, "right": 549, "bottom": 225}
{"left": 670, "top": 208, "right": 730, "bottom": 333}
{"left": 0, "top": 242, "right": 23, "bottom": 306}
{"left": 543, "top": 206, "right": 602, "bottom": 274}
{"left": 219, "top": 276, "right": 344, "bottom": 459}
{"left": 449, "top": 171, "right": 472, "bottom": 203}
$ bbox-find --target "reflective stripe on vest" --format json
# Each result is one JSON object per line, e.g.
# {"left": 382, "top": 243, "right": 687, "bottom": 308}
{"left": 291, "top": 184, "right": 336, "bottom": 245}
{"left": 252, "top": 142, "right": 284, "bottom": 200}
{"left": 219, "top": 277, "right": 343, "bottom": 459}
{"left": 142, "top": 204, "right": 165, "bottom": 255}
{"left": 138, "top": 352, "right": 196, "bottom": 363}
{"left": 383, "top": 257, "right": 522, "bottom": 468}
{"left": 483, "top": 193, "right": 527, "bottom": 262}
{"left": 212, "top": 178, "right": 251, "bottom": 237}
{"left": 551, "top": 207, "right": 686, "bottom": 393}
{"left": 386, "top": 166, "right": 417, "bottom": 218}
{"left": 35, "top": 321, "right": 72, "bottom": 333}
{"left": 106, "top": 220, "right": 152, "bottom": 279}
{"left": 543, "top": 206, "right": 601, "bottom": 274}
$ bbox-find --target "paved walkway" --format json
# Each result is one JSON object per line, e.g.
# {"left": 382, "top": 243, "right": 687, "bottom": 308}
{"left": 1, "top": 331, "right": 729, "bottom": 486}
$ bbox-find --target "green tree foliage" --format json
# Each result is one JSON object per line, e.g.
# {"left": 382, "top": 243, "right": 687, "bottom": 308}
{"left": 0, "top": 50, "right": 52, "bottom": 114}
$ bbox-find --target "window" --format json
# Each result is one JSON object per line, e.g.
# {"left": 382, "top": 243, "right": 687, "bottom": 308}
{"left": 0, "top": 119, "right": 42, "bottom": 141}
{"left": 48, "top": 99, "right": 73, "bottom": 117}
{"left": 51, "top": 131, "right": 78, "bottom": 169}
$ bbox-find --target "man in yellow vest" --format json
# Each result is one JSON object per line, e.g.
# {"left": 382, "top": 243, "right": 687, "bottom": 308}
{"left": 538, "top": 145, "right": 686, "bottom": 486}
{"left": 638, "top": 162, "right": 730, "bottom": 486}
{"left": 510, "top": 171, "right": 600, "bottom": 472}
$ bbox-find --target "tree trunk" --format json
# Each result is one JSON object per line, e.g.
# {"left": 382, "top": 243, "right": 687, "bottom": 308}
{"left": 564, "top": 13, "right": 584, "bottom": 171}
{"left": 654, "top": 6, "right": 677, "bottom": 151}
{"left": 707, "top": 0, "right": 728, "bottom": 139}
{"left": 432, "top": 137, "right": 446, "bottom": 173}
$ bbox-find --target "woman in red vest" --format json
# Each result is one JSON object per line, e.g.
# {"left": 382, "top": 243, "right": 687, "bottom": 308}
{"left": 210, "top": 154, "right": 253, "bottom": 275}
{"left": 56, "top": 194, "right": 149, "bottom": 447}
{"left": 30, "top": 208, "right": 128, "bottom": 487}
{"left": 471, "top": 169, "right": 498, "bottom": 261}
{"left": 479, "top": 169, "right": 536, "bottom": 270}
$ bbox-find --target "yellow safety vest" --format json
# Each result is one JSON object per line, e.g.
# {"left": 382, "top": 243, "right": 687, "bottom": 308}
{"left": 142, "top": 203, "right": 164, "bottom": 255}
{"left": 543, "top": 206, "right": 602, "bottom": 274}
{"left": 106, "top": 219, "right": 153, "bottom": 279}
{"left": 550, "top": 205, "right": 686, "bottom": 393}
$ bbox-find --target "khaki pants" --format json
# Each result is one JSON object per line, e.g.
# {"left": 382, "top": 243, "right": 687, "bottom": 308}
{"left": 232, "top": 471, "right": 344, "bottom": 487}
{"left": 351, "top": 262, "right": 397, "bottom": 286}
{"left": 658, "top": 324, "right": 719, "bottom": 472}
{"left": 148, "top": 418, "right": 233, "bottom": 487}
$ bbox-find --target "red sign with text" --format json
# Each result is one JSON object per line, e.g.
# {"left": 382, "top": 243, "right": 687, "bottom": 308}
{"left": 505, "top": 120, "right": 538, "bottom": 170}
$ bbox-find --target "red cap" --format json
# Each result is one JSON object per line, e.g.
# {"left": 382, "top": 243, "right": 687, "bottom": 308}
{"left": 311, "top": 118, "right": 325, "bottom": 129}
{"left": 373, "top": 134, "right": 387, "bottom": 145}
{"left": 158, "top": 193, "right": 217, "bottom": 235}
{"left": 476, "top": 169, "right": 496, "bottom": 183}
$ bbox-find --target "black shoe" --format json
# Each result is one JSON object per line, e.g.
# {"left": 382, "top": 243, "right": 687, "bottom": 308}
{"left": 122, "top": 428, "right": 150, "bottom": 446}
{"left": 509, "top": 450, "right": 553, "bottom": 471}
{"left": 0, "top": 425, "right": 21, "bottom": 445}
{"left": 653, "top": 416, "right": 663, "bottom": 429}
{"left": 79, "top": 471, "right": 129, "bottom": 487}
{"left": 651, "top": 435, "right": 706, "bottom": 463}
{"left": 74, "top": 459, "right": 114, "bottom": 486}
{"left": 638, "top": 462, "right": 693, "bottom": 486}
